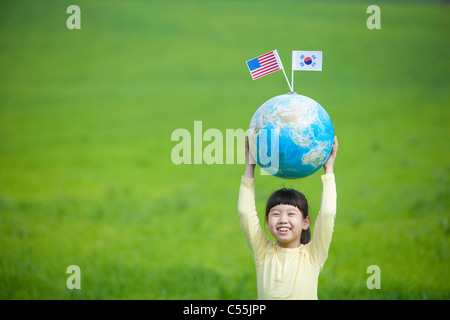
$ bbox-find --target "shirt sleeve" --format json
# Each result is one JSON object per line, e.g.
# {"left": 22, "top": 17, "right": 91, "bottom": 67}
{"left": 307, "top": 173, "right": 337, "bottom": 267}
{"left": 238, "top": 176, "right": 270, "bottom": 265}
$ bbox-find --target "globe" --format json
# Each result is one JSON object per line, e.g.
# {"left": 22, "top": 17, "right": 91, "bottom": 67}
{"left": 248, "top": 92, "right": 334, "bottom": 179}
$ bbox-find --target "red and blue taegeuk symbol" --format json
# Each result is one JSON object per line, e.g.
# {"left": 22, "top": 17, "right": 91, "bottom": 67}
{"left": 304, "top": 57, "right": 313, "bottom": 65}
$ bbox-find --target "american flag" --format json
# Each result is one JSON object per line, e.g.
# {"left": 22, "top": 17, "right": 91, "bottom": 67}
{"left": 246, "top": 50, "right": 282, "bottom": 80}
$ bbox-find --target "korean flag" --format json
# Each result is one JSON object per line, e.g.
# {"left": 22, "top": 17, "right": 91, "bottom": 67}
{"left": 292, "top": 51, "right": 322, "bottom": 71}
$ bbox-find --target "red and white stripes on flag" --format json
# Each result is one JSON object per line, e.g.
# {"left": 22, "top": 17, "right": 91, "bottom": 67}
{"left": 246, "top": 50, "right": 282, "bottom": 80}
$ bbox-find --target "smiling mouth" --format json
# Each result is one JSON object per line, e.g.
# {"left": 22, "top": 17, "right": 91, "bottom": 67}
{"left": 277, "top": 227, "right": 291, "bottom": 234}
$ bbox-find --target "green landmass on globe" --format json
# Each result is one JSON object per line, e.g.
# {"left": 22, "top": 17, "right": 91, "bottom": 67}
{"left": 248, "top": 92, "right": 334, "bottom": 179}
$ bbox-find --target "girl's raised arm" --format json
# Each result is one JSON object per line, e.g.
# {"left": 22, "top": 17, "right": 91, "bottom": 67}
{"left": 323, "top": 136, "right": 338, "bottom": 175}
{"left": 243, "top": 135, "right": 256, "bottom": 178}
{"left": 308, "top": 136, "right": 338, "bottom": 265}
{"left": 238, "top": 135, "right": 269, "bottom": 264}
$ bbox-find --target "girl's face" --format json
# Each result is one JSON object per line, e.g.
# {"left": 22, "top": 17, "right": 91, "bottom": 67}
{"left": 266, "top": 204, "right": 311, "bottom": 249}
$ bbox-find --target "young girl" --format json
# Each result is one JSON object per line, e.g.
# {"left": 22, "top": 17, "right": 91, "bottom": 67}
{"left": 238, "top": 136, "right": 338, "bottom": 300}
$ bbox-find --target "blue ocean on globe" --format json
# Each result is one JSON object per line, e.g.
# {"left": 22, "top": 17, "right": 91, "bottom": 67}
{"left": 248, "top": 93, "right": 334, "bottom": 179}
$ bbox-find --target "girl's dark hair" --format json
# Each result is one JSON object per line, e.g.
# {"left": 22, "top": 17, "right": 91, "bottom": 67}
{"left": 265, "top": 188, "right": 311, "bottom": 245}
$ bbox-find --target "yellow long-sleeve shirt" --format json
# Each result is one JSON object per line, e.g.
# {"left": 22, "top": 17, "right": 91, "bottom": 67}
{"left": 238, "top": 174, "right": 337, "bottom": 300}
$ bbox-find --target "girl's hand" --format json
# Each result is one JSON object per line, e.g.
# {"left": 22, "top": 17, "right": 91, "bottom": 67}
{"left": 323, "top": 136, "right": 338, "bottom": 174}
{"left": 244, "top": 135, "right": 256, "bottom": 178}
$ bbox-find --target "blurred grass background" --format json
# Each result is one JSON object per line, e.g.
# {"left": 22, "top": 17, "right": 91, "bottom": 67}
{"left": 0, "top": 0, "right": 449, "bottom": 299}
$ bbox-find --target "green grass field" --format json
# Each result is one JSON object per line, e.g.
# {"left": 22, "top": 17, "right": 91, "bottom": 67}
{"left": 0, "top": 0, "right": 449, "bottom": 299}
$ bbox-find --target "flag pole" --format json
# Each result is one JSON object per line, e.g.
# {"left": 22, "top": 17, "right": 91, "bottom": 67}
{"left": 282, "top": 67, "right": 293, "bottom": 93}
{"left": 274, "top": 50, "right": 293, "bottom": 92}
{"left": 291, "top": 67, "right": 294, "bottom": 93}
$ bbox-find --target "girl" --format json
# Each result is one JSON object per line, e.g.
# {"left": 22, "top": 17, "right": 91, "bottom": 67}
{"left": 238, "top": 136, "right": 338, "bottom": 300}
